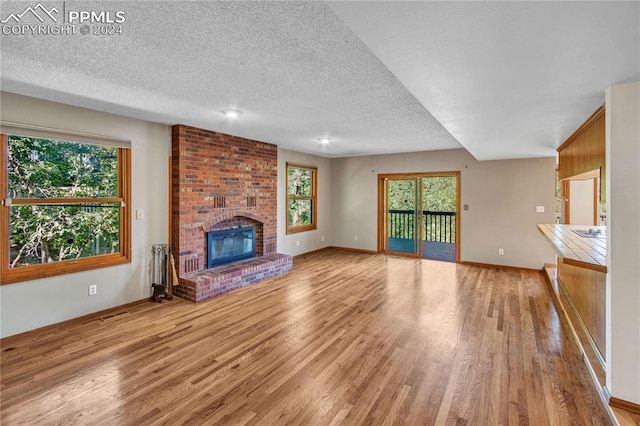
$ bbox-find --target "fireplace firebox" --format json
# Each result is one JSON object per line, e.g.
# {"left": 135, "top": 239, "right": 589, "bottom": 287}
{"left": 207, "top": 226, "right": 256, "bottom": 268}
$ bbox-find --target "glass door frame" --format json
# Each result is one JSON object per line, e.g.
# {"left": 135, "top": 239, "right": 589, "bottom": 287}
{"left": 377, "top": 171, "right": 461, "bottom": 262}
{"left": 380, "top": 176, "right": 422, "bottom": 258}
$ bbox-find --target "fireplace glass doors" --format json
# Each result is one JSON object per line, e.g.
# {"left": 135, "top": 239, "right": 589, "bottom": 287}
{"left": 207, "top": 226, "right": 256, "bottom": 268}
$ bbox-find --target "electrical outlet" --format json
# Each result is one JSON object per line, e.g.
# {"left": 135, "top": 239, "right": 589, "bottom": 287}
{"left": 136, "top": 209, "right": 144, "bottom": 220}
{"left": 498, "top": 249, "right": 504, "bottom": 255}
{"left": 321, "top": 236, "right": 325, "bottom": 242}
{"left": 88, "top": 285, "right": 97, "bottom": 296}
{"left": 296, "top": 241, "right": 300, "bottom": 247}
{"left": 354, "top": 236, "right": 358, "bottom": 241}
{"left": 536, "top": 206, "right": 545, "bottom": 213}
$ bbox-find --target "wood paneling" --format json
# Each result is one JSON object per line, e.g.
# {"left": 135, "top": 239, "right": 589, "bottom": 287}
{"left": 558, "top": 106, "right": 606, "bottom": 200}
{"left": 1, "top": 249, "right": 610, "bottom": 424}
{"left": 557, "top": 260, "right": 607, "bottom": 359}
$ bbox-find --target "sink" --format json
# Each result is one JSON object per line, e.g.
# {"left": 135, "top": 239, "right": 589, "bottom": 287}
{"left": 572, "top": 229, "right": 606, "bottom": 239}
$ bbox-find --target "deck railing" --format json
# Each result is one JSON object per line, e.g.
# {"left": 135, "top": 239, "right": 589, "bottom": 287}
{"left": 388, "top": 210, "right": 456, "bottom": 243}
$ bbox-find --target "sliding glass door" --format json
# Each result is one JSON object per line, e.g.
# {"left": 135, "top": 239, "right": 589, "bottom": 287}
{"left": 378, "top": 172, "right": 460, "bottom": 262}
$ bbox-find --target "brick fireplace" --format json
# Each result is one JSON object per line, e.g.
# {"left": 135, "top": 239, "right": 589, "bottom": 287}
{"left": 171, "top": 125, "right": 291, "bottom": 302}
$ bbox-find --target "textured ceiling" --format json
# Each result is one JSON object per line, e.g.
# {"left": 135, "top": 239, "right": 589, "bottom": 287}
{"left": 1, "top": 1, "right": 638, "bottom": 160}
{"left": 0, "top": 1, "right": 459, "bottom": 157}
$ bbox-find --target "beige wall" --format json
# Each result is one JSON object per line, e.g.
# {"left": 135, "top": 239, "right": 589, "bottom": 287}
{"left": 606, "top": 81, "right": 640, "bottom": 404}
{"left": 330, "top": 149, "right": 557, "bottom": 269}
{"left": 277, "top": 148, "right": 332, "bottom": 256}
{"left": 0, "top": 93, "right": 171, "bottom": 338}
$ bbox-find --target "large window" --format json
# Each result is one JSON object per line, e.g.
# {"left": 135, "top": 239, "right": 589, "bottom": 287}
{"left": 286, "top": 163, "right": 317, "bottom": 234}
{"left": 1, "top": 132, "right": 131, "bottom": 284}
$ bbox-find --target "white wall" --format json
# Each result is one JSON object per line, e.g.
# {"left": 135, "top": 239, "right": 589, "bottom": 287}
{"left": 606, "top": 81, "right": 640, "bottom": 405}
{"left": 330, "top": 149, "right": 557, "bottom": 269}
{"left": 0, "top": 93, "right": 171, "bottom": 338}
{"left": 277, "top": 148, "right": 332, "bottom": 256}
{"left": 569, "top": 179, "right": 595, "bottom": 226}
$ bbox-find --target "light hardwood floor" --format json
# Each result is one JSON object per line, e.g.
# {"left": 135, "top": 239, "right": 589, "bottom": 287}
{"left": 1, "top": 249, "right": 613, "bottom": 425}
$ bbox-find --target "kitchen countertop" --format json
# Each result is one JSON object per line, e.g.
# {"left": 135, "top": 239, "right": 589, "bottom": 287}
{"left": 537, "top": 224, "right": 607, "bottom": 273}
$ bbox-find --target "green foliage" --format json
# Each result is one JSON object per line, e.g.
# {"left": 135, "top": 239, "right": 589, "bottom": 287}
{"left": 388, "top": 180, "right": 417, "bottom": 210}
{"left": 287, "top": 167, "right": 312, "bottom": 197}
{"left": 8, "top": 136, "right": 117, "bottom": 198}
{"left": 422, "top": 177, "right": 456, "bottom": 212}
{"left": 8, "top": 136, "right": 120, "bottom": 267}
{"left": 387, "top": 177, "right": 456, "bottom": 212}
{"left": 387, "top": 176, "right": 457, "bottom": 243}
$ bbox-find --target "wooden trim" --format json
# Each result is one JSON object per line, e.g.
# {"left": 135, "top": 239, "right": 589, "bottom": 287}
{"left": 565, "top": 180, "right": 571, "bottom": 224}
{"left": 593, "top": 178, "right": 599, "bottom": 226}
{"left": 286, "top": 162, "right": 318, "bottom": 172}
{"left": 377, "top": 176, "right": 385, "bottom": 253}
{"left": 460, "top": 261, "right": 542, "bottom": 273}
{"left": 0, "top": 134, "right": 8, "bottom": 281}
{"left": 556, "top": 106, "right": 605, "bottom": 153}
{"left": 563, "top": 257, "right": 607, "bottom": 273}
{"left": 285, "top": 163, "right": 318, "bottom": 235}
{"left": 121, "top": 148, "right": 132, "bottom": 262}
{"left": 286, "top": 224, "right": 317, "bottom": 234}
{"left": 610, "top": 397, "right": 640, "bottom": 416}
{"left": 455, "top": 172, "right": 461, "bottom": 263}
{"left": 377, "top": 171, "right": 461, "bottom": 179}
{"left": 168, "top": 154, "right": 173, "bottom": 247}
{"left": 2, "top": 254, "right": 131, "bottom": 285}
{"left": 327, "top": 246, "right": 378, "bottom": 255}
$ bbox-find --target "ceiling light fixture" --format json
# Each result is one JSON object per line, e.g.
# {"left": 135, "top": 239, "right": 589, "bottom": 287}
{"left": 318, "top": 137, "right": 330, "bottom": 144}
{"left": 222, "top": 109, "right": 242, "bottom": 118}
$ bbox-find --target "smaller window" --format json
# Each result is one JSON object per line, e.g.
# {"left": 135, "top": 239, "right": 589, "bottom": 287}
{"left": 286, "top": 163, "right": 317, "bottom": 234}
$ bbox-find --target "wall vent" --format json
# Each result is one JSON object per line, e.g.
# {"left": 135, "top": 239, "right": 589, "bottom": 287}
{"left": 265, "top": 242, "right": 276, "bottom": 254}
{"left": 213, "top": 196, "right": 226, "bottom": 209}
{"left": 247, "top": 196, "right": 257, "bottom": 207}
{"left": 99, "top": 311, "right": 129, "bottom": 322}
{"left": 184, "top": 256, "right": 199, "bottom": 273}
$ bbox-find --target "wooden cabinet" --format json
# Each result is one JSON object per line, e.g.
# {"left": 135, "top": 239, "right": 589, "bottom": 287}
{"left": 557, "top": 106, "right": 606, "bottom": 200}
{"left": 557, "top": 260, "right": 606, "bottom": 359}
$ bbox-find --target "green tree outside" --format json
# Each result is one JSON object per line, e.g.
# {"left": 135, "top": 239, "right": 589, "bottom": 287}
{"left": 387, "top": 176, "right": 456, "bottom": 242}
{"left": 8, "top": 136, "right": 120, "bottom": 268}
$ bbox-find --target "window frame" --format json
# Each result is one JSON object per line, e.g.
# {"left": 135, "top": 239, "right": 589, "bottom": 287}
{"left": 286, "top": 162, "right": 317, "bottom": 234}
{"left": 0, "top": 133, "right": 131, "bottom": 285}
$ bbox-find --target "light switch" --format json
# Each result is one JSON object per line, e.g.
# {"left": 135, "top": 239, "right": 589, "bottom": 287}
{"left": 136, "top": 209, "right": 144, "bottom": 220}
{"left": 536, "top": 206, "right": 545, "bottom": 213}
{"left": 464, "top": 204, "right": 469, "bottom": 211}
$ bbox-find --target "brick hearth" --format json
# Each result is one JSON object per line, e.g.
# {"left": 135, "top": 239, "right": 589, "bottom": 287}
{"left": 173, "top": 254, "right": 292, "bottom": 303}
{"left": 171, "top": 125, "right": 290, "bottom": 302}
